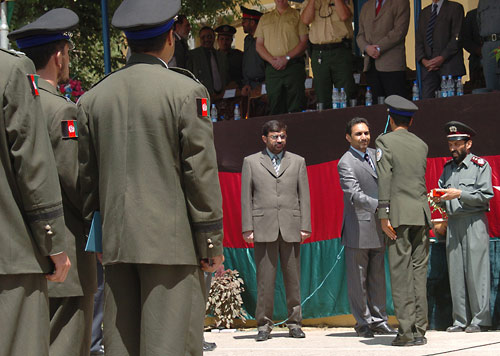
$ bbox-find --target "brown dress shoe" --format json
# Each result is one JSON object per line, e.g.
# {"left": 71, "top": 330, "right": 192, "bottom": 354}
{"left": 356, "top": 325, "right": 374, "bottom": 338}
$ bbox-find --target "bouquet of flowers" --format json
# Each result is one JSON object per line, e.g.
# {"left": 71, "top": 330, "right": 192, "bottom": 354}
{"left": 59, "top": 78, "right": 85, "bottom": 103}
{"left": 427, "top": 191, "right": 448, "bottom": 240}
{"left": 492, "top": 45, "right": 500, "bottom": 62}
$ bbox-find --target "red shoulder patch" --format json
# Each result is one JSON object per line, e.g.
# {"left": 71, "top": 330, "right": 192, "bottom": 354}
{"left": 471, "top": 156, "right": 485, "bottom": 167}
{"left": 196, "top": 98, "right": 209, "bottom": 118}
{"left": 27, "top": 74, "right": 40, "bottom": 96}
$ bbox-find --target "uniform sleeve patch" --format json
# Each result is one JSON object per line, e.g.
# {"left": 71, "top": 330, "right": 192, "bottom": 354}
{"left": 376, "top": 148, "right": 382, "bottom": 162}
{"left": 61, "top": 120, "right": 78, "bottom": 139}
{"left": 27, "top": 74, "right": 40, "bottom": 96}
{"left": 196, "top": 98, "right": 209, "bottom": 118}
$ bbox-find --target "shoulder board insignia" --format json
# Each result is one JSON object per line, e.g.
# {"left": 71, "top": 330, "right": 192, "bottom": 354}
{"left": 1, "top": 48, "right": 22, "bottom": 57}
{"left": 169, "top": 67, "right": 201, "bottom": 83}
{"left": 471, "top": 156, "right": 485, "bottom": 167}
{"left": 197, "top": 98, "right": 209, "bottom": 118}
{"left": 61, "top": 120, "right": 78, "bottom": 139}
{"left": 27, "top": 74, "right": 40, "bottom": 96}
{"left": 376, "top": 148, "right": 382, "bottom": 162}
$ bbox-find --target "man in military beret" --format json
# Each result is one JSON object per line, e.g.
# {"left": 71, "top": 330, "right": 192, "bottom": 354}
{"left": 8, "top": 8, "right": 97, "bottom": 356}
{"left": 216, "top": 24, "right": 243, "bottom": 86}
{"left": 240, "top": 6, "right": 265, "bottom": 96}
{"left": 188, "top": 26, "right": 229, "bottom": 95}
{"left": 0, "top": 45, "right": 70, "bottom": 356}
{"left": 375, "top": 95, "right": 431, "bottom": 346}
{"left": 77, "top": 0, "right": 224, "bottom": 355}
{"left": 432, "top": 121, "right": 493, "bottom": 333}
{"left": 167, "top": 14, "right": 191, "bottom": 69}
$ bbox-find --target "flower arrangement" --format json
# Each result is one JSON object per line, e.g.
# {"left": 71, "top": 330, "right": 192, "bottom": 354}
{"left": 59, "top": 78, "right": 85, "bottom": 102}
{"left": 492, "top": 46, "right": 500, "bottom": 63}
{"left": 427, "top": 192, "right": 448, "bottom": 220}
{"left": 206, "top": 267, "right": 247, "bottom": 329}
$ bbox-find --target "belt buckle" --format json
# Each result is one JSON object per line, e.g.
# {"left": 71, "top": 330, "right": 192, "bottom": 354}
{"left": 492, "top": 33, "right": 498, "bottom": 42}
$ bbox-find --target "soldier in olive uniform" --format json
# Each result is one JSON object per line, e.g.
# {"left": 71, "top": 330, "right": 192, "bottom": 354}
{"left": 375, "top": 95, "right": 431, "bottom": 347}
{"left": 433, "top": 121, "right": 493, "bottom": 333}
{"left": 0, "top": 50, "right": 70, "bottom": 356}
{"left": 216, "top": 25, "right": 243, "bottom": 87}
{"left": 77, "top": 1, "right": 224, "bottom": 355}
{"left": 8, "top": 9, "right": 97, "bottom": 356}
{"left": 240, "top": 6, "right": 265, "bottom": 96}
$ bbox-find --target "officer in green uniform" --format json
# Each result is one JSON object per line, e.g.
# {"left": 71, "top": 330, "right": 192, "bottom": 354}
{"left": 8, "top": 9, "right": 97, "bottom": 356}
{"left": 0, "top": 50, "right": 70, "bottom": 356}
{"left": 375, "top": 95, "right": 431, "bottom": 347}
{"left": 77, "top": 1, "right": 224, "bottom": 355}
{"left": 432, "top": 121, "right": 493, "bottom": 333}
{"left": 301, "top": 0, "right": 357, "bottom": 106}
{"left": 216, "top": 25, "right": 243, "bottom": 87}
{"left": 240, "top": 6, "right": 265, "bottom": 96}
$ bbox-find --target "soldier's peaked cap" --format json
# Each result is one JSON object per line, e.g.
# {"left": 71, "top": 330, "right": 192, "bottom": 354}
{"left": 8, "top": 8, "right": 78, "bottom": 49}
{"left": 241, "top": 6, "right": 263, "bottom": 20}
{"left": 384, "top": 95, "right": 418, "bottom": 117}
{"left": 445, "top": 121, "right": 476, "bottom": 141}
{"left": 112, "top": 0, "right": 181, "bottom": 40}
{"left": 215, "top": 25, "right": 236, "bottom": 36}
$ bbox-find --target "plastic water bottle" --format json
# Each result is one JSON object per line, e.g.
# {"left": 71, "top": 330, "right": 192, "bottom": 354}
{"left": 332, "top": 87, "right": 339, "bottom": 109}
{"left": 233, "top": 104, "right": 241, "bottom": 120}
{"left": 210, "top": 104, "right": 218, "bottom": 122}
{"left": 456, "top": 76, "right": 464, "bottom": 96}
{"left": 447, "top": 75, "right": 455, "bottom": 97}
{"left": 440, "top": 76, "right": 448, "bottom": 98}
{"left": 365, "top": 86, "right": 373, "bottom": 106}
{"left": 340, "top": 88, "right": 347, "bottom": 108}
{"left": 412, "top": 81, "right": 420, "bottom": 101}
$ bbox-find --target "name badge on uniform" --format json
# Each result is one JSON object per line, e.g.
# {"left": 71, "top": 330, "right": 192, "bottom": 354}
{"left": 27, "top": 74, "right": 40, "bottom": 96}
{"left": 196, "top": 98, "right": 209, "bottom": 118}
{"left": 61, "top": 120, "right": 78, "bottom": 139}
{"left": 376, "top": 148, "right": 383, "bottom": 161}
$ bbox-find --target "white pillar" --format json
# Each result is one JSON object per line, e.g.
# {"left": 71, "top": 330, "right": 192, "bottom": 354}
{"left": 0, "top": 2, "right": 9, "bottom": 50}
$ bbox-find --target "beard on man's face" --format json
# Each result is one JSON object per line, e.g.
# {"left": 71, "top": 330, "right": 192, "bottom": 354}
{"left": 451, "top": 148, "right": 467, "bottom": 164}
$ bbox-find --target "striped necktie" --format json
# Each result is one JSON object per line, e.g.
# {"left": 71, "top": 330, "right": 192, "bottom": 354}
{"left": 272, "top": 156, "right": 280, "bottom": 175}
{"left": 376, "top": 0, "right": 382, "bottom": 16}
{"left": 364, "top": 153, "right": 375, "bottom": 171}
{"left": 426, "top": 4, "right": 438, "bottom": 49}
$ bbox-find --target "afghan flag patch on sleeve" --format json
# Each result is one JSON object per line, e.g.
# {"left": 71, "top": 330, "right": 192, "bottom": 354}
{"left": 27, "top": 74, "right": 40, "bottom": 96}
{"left": 61, "top": 120, "right": 78, "bottom": 139}
{"left": 196, "top": 98, "right": 209, "bottom": 118}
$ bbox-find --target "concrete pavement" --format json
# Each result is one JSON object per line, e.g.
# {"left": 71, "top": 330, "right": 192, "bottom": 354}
{"left": 204, "top": 328, "right": 500, "bottom": 356}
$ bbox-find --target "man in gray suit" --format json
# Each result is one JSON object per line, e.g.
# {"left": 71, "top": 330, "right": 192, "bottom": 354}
{"left": 241, "top": 120, "right": 311, "bottom": 342}
{"left": 338, "top": 118, "right": 396, "bottom": 338}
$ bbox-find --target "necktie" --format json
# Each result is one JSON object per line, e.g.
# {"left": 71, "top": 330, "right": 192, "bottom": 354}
{"left": 375, "top": 0, "right": 382, "bottom": 16}
{"left": 210, "top": 50, "right": 222, "bottom": 92}
{"left": 364, "top": 153, "right": 375, "bottom": 171}
{"left": 272, "top": 156, "right": 280, "bottom": 175}
{"left": 426, "top": 4, "right": 438, "bottom": 49}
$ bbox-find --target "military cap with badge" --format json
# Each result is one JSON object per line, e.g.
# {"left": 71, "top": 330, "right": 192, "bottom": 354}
{"left": 215, "top": 25, "right": 237, "bottom": 37}
{"left": 241, "top": 6, "right": 263, "bottom": 20}
{"left": 444, "top": 121, "right": 476, "bottom": 141}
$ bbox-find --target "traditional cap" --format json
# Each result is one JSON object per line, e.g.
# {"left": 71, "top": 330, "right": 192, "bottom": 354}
{"left": 445, "top": 121, "right": 476, "bottom": 141}
{"left": 215, "top": 25, "right": 236, "bottom": 36}
{"left": 241, "top": 6, "right": 263, "bottom": 20}
{"left": 112, "top": 0, "right": 180, "bottom": 40}
{"left": 8, "top": 8, "right": 78, "bottom": 49}
{"left": 384, "top": 95, "right": 418, "bottom": 117}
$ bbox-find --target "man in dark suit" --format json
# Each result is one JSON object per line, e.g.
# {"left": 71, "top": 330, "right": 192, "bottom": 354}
{"left": 376, "top": 96, "right": 432, "bottom": 347}
{"left": 167, "top": 14, "right": 190, "bottom": 68}
{"left": 416, "top": 0, "right": 465, "bottom": 98}
{"left": 241, "top": 120, "right": 311, "bottom": 341}
{"left": 216, "top": 25, "right": 243, "bottom": 86}
{"left": 8, "top": 8, "right": 97, "bottom": 356}
{"left": 338, "top": 118, "right": 395, "bottom": 338}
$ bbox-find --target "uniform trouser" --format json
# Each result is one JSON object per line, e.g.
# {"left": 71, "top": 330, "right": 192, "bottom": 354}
{"left": 366, "top": 59, "right": 408, "bottom": 100}
{"left": 481, "top": 41, "right": 500, "bottom": 91}
{"left": 254, "top": 235, "right": 302, "bottom": 332}
{"left": 265, "top": 60, "right": 306, "bottom": 115}
{"left": 345, "top": 246, "right": 388, "bottom": 329}
{"left": 447, "top": 213, "right": 491, "bottom": 328}
{"left": 90, "top": 260, "right": 104, "bottom": 353}
{"left": 311, "top": 46, "right": 357, "bottom": 107}
{"left": 49, "top": 293, "right": 94, "bottom": 356}
{"left": 387, "top": 225, "right": 429, "bottom": 342}
{"left": 0, "top": 273, "right": 49, "bottom": 356}
{"left": 103, "top": 263, "right": 205, "bottom": 356}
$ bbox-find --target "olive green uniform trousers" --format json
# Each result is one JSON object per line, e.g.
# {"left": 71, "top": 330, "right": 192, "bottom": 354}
{"left": 265, "top": 60, "right": 306, "bottom": 115}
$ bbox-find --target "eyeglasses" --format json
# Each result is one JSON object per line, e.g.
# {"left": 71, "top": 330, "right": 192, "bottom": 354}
{"left": 268, "top": 134, "right": 287, "bottom": 140}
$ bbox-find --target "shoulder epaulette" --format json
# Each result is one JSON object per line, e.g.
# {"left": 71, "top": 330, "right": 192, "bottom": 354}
{"left": 90, "top": 66, "right": 127, "bottom": 89}
{"left": 471, "top": 155, "right": 486, "bottom": 167}
{"left": 169, "top": 67, "right": 201, "bottom": 84}
{"left": 1, "top": 48, "right": 24, "bottom": 57}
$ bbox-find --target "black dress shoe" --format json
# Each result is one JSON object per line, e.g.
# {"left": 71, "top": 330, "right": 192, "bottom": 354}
{"left": 289, "top": 327, "right": 306, "bottom": 338}
{"left": 255, "top": 330, "right": 271, "bottom": 342}
{"left": 446, "top": 325, "right": 464, "bottom": 332}
{"left": 356, "top": 325, "right": 374, "bottom": 338}
{"left": 203, "top": 341, "right": 217, "bottom": 351}
{"left": 414, "top": 336, "right": 427, "bottom": 346}
{"left": 391, "top": 334, "right": 415, "bottom": 347}
{"left": 371, "top": 323, "right": 397, "bottom": 335}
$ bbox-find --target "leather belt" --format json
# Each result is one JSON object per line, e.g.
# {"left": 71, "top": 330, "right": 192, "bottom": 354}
{"left": 482, "top": 33, "right": 500, "bottom": 42}
{"left": 311, "top": 40, "right": 351, "bottom": 51}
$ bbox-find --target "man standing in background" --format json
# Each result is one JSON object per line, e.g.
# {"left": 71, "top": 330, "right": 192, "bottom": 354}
{"left": 216, "top": 25, "right": 243, "bottom": 86}
{"left": 168, "top": 14, "right": 191, "bottom": 68}
{"left": 241, "top": 6, "right": 265, "bottom": 96}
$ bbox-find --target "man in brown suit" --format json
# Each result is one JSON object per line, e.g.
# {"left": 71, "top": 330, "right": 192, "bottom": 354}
{"left": 357, "top": 0, "right": 410, "bottom": 99}
{"left": 241, "top": 120, "right": 311, "bottom": 342}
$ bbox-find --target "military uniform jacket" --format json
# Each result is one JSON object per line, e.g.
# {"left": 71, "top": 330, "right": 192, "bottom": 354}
{"left": 438, "top": 153, "right": 493, "bottom": 216}
{"left": 187, "top": 47, "right": 229, "bottom": 94}
{"left": 38, "top": 79, "right": 96, "bottom": 296}
{"left": 0, "top": 50, "right": 65, "bottom": 275}
{"left": 242, "top": 34, "right": 265, "bottom": 86}
{"left": 375, "top": 129, "right": 431, "bottom": 227}
{"left": 241, "top": 150, "right": 311, "bottom": 243}
{"left": 77, "top": 53, "right": 223, "bottom": 266}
